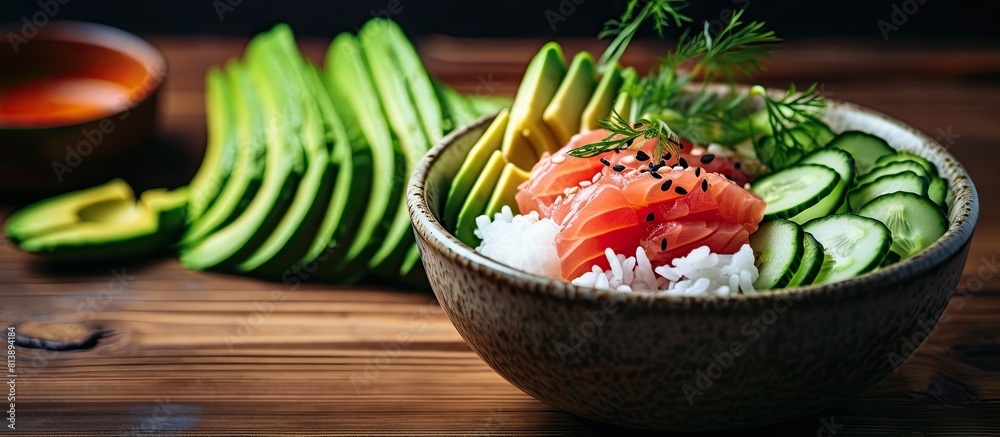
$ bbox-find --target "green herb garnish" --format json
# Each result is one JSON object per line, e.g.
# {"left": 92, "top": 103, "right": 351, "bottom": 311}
{"left": 567, "top": 110, "right": 681, "bottom": 162}
{"left": 574, "top": 1, "right": 829, "bottom": 171}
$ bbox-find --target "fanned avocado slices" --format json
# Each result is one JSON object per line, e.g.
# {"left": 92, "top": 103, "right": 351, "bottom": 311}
{"left": 455, "top": 150, "right": 507, "bottom": 246}
{"left": 483, "top": 163, "right": 531, "bottom": 219}
{"left": 4, "top": 179, "right": 188, "bottom": 261}
{"left": 501, "top": 42, "right": 567, "bottom": 170}
{"left": 182, "top": 61, "right": 265, "bottom": 245}
{"left": 313, "top": 33, "right": 404, "bottom": 283}
{"left": 180, "top": 25, "right": 307, "bottom": 271}
{"left": 542, "top": 51, "right": 598, "bottom": 146}
{"left": 443, "top": 109, "right": 510, "bottom": 230}
{"left": 613, "top": 67, "right": 639, "bottom": 121}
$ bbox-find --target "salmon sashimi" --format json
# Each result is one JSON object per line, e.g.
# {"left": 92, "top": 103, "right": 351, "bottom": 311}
{"left": 516, "top": 129, "right": 766, "bottom": 280}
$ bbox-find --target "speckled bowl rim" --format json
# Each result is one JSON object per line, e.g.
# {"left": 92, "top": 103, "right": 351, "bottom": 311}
{"left": 407, "top": 98, "right": 979, "bottom": 306}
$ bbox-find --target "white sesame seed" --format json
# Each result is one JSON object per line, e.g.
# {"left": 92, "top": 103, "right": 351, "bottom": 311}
{"left": 566, "top": 186, "right": 580, "bottom": 196}
{"left": 550, "top": 154, "right": 566, "bottom": 164}
{"left": 690, "top": 147, "right": 704, "bottom": 156}
{"left": 579, "top": 181, "right": 592, "bottom": 188}
{"left": 591, "top": 172, "right": 601, "bottom": 183}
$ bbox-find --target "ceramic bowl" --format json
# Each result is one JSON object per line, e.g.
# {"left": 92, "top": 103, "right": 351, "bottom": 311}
{"left": 406, "top": 100, "right": 979, "bottom": 430}
{"left": 0, "top": 21, "right": 166, "bottom": 199}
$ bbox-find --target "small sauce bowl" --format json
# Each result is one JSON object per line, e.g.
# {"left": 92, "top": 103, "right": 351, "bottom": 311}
{"left": 0, "top": 21, "right": 167, "bottom": 199}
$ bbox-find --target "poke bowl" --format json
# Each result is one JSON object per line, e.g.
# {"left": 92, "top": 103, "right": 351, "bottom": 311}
{"left": 406, "top": 97, "right": 979, "bottom": 430}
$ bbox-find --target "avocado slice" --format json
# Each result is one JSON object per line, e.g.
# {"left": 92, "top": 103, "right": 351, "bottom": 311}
{"left": 4, "top": 179, "right": 188, "bottom": 260}
{"left": 311, "top": 33, "right": 405, "bottom": 283}
{"left": 502, "top": 42, "right": 567, "bottom": 170}
{"left": 455, "top": 150, "right": 506, "bottom": 246}
{"left": 542, "top": 51, "right": 597, "bottom": 146}
{"left": 442, "top": 109, "right": 509, "bottom": 230}
{"left": 483, "top": 162, "right": 531, "bottom": 218}
{"left": 613, "top": 67, "right": 639, "bottom": 121}
{"left": 359, "top": 20, "right": 437, "bottom": 275}
{"left": 376, "top": 20, "right": 443, "bottom": 145}
{"left": 182, "top": 61, "right": 265, "bottom": 245}
{"left": 580, "top": 63, "right": 623, "bottom": 131}
{"left": 235, "top": 58, "right": 343, "bottom": 275}
{"left": 180, "top": 25, "right": 307, "bottom": 270}
{"left": 187, "top": 66, "right": 237, "bottom": 221}
{"left": 281, "top": 64, "right": 372, "bottom": 279}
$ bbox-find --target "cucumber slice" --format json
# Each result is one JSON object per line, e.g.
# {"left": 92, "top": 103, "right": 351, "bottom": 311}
{"left": 788, "top": 232, "right": 824, "bottom": 287}
{"left": 790, "top": 177, "right": 846, "bottom": 225}
{"left": 750, "top": 218, "right": 804, "bottom": 290}
{"left": 751, "top": 164, "right": 840, "bottom": 219}
{"left": 856, "top": 192, "right": 947, "bottom": 259}
{"left": 797, "top": 147, "right": 856, "bottom": 186}
{"left": 856, "top": 160, "right": 929, "bottom": 187}
{"left": 874, "top": 152, "right": 937, "bottom": 176}
{"left": 828, "top": 131, "right": 896, "bottom": 175}
{"left": 804, "top": 214, "right": 891, "bottom": 284}
{"left": 928, "top": 176, "right": 948, "bottom": 210}
{"left": 848, "top": 171, "right": 929, "bottom": 212}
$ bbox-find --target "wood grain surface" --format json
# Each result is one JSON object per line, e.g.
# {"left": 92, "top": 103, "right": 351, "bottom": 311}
{"left": 1, "top": 37, "right": 999, "bottom": 436}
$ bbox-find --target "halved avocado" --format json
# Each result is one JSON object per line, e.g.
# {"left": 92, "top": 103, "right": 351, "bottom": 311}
{"left": 542, "top": 51, "right": 597, "bottom": 146}
{"left": 180, "top": 25, "right": 307, "bottom": 271}
{"left": 443, "top": 108, "right": 510, "bottom": 230}
{"left": 4, "top": 179, "right": 188, "bottom": 261}
{"left": 580, "top": 63, "right": 623, "bottom": 131}
{"left": 502, "top": 42, "right": 567, "bottom": 169}
{"left": 455, "top": 150, "right": 506, "bottom": 246}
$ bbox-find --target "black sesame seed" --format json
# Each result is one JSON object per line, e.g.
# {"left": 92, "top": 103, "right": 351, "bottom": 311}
{"left": 675, "top": 186, "right": 688, "bottom": 195}
{"left": 660, "top": 179, "right": 673, "bottom": 191}
{"left": 701, "top": 179, "right": 709, "bottom": 192}
{"left": 700, "top": 154, "right": 716, "bottom": 164}
{"left": 679, "top": 143, "right": 685, "bottom": 150}
{"left": 650, "top": 171, "right": 663, "bottom": 179}
{"left": 625, "top": 137, "right": 635, "bottom": 147}
{"left": 679, "top": 157, "right": 688, "bottom": 168}
{"left": 600, "top": 158, "right": 611, "bottom": 166}
{"left": 660, "top": 238, "right": 668, "bottom": 251}
{"left": 614, "top": 148, "right": 621, "bottom": 154}
{"left": 612, "top": 164, "right": 625, "bottom": 172}
{"left": 695, "top": 167, "right": 701, "bottom": 177}
{"left": 633, "top": 122, "right": 644, "bottom": 129}
{"left": 639, "top": 168, "right": 649, "bottom": 174}
{"left": 734, "top": 161, "right": 741, "bottom": 169}
{"left": 636, "top": 151, "right": 650, "bottom": 161}
{"left": 664, "top": 152, "right": 672, "bottom": 160}
{"left": 646, "top": 212, "right": 655, "bottom": 222}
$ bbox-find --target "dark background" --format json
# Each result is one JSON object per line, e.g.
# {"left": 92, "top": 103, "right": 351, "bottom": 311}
{"left": 1, "top": 0, "right": 998, "bottom": 42}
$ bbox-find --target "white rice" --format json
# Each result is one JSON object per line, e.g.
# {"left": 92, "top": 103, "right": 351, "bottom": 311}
{"left": 474, "top": 206, "right": 562, "bottom": 279}
{"left": 474, "top": 207, "right": 760, "bottom": 296}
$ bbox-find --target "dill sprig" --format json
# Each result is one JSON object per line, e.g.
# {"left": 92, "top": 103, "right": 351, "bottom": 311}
{"left": 567, "top": 110, "right": 681, "bottom": 162}
{"left": 597, "top": 0, "right": 691, "bottom": 71}
{"left": 750, "top": 83, "right": 827, "bottom": 169}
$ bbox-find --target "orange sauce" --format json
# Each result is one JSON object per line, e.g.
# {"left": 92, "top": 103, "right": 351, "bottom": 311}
{"left": 0, "top": 40, "right": 151, "bottom": 127}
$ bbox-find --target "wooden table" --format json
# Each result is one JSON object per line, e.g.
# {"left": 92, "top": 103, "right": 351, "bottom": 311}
{"left": 2, "top": 37, "right": 999, "bottom": 435}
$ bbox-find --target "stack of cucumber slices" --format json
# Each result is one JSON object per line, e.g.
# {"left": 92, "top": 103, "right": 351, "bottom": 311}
{"left": 750, "top": 131, "right": 950, "bottom": 289}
